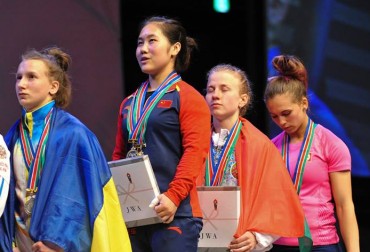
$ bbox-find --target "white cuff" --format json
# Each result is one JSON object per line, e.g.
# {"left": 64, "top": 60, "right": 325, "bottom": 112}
{"left": 252, "top": 232, "right": 280, "bottom": 252}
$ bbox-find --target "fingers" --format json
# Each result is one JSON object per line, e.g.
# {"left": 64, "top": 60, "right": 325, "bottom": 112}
{"left": 162, "top": 215, "right": 174, "bottom": 224}
{"left": 31, "top": 241, "right": 62, "bottom": 252}
{"left": 31, "top": 242, "right": 42, "bottom": 252}
{"left": 157, "top": 211, "right": 174, "bottom": 224}
{"left": 149, "top": 197, "right": 159, "bottom": 208}
{"left": 229, "top": 243, "right": 253, "bottom": 252}
{"left": 229, "top": 246, "right": 252, "bottom": 252}
{"left": 229, "top": 231, "right": 256, "bottom": 252}
{"left": 152, "top": 194, "right": 177, "bottom": 224}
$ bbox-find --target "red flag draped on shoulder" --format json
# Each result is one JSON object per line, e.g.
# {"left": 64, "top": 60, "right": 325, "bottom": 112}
{"left": 198, "top": 117, "right": 312, "bottom": 252}
{"left": 235, "top": 118, "right": 312, "bottom": 251}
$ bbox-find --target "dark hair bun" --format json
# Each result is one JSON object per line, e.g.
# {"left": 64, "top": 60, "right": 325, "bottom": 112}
{"left": 272, "top": 55, "right": 308, "bottom": 89}
{"left": 43, "top": 47, "right": 71, "bottom": 72}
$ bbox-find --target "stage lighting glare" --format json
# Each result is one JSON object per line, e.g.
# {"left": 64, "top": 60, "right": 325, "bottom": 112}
{"left": 213, "top": 0, "right": 230, "bottom": 13}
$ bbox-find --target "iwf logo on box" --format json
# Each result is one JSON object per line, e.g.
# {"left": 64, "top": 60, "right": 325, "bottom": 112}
{"left": 109, "top": 155, "right": 161, "bottom": 228}
{"left": 115, "top": 173, "right": 142, "bottom": 214}
{"left": 197, "top": 186, "right": 240, "bottom": 249}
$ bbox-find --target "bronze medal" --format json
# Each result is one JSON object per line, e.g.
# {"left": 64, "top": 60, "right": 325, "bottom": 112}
{"left": 25, "top": 188, "right": 37, "bottom": 217}
{"left": 24, "top": 196, "right": 35, "bottom": 217}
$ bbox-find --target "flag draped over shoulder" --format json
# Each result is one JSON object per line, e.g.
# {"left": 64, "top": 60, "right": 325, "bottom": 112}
{"left": 235, "top": 118, "right": 312, "bottom": 252}
{"left": 198, "top": 117, "right": 311, "bottom": 252}
{"left": 1, "top": 108, "right": 131, "bottom": 252}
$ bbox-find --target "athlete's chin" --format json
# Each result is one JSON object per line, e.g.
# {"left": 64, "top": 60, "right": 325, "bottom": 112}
{"left": 283, "top": 127, "right": 296, "bottom": 134}
{"left": 140, "top": 65, "right": 155, "bottom": 75}
{"left": 210, "top": 110, "right": 226, "bottom": 120}
{"left": 18, "top": 100, "right": 28, "bottom": 108}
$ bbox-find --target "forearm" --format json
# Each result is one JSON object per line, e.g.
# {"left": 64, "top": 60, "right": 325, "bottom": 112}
{"left": 166, "top": 125, "right": 210, "bottom": 205}
{"left": 166, "top": 87, "right": 210, "bottom": 205}
{"left": 336, "top": 204, "right": 360, "bottom": 252}
{"left": 165, "top": 151, "right": 202, "bottom": 206}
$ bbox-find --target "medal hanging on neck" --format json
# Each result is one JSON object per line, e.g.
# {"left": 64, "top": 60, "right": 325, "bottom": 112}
{"left": 205, "top": 119, "right": 242, "bottom": 186}
{"left": 19, "top": 108, "right": 53, "bottom": 217}
{"left": 126, "top": 71, "right": 181, "bottom": 158}
{"left": 282, "top": 118, "right": 316, "bottom": 194}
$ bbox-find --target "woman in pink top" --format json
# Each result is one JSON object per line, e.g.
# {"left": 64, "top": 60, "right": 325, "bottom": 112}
{"left": 264, "top": 55, "right": 359, "bottom": 252}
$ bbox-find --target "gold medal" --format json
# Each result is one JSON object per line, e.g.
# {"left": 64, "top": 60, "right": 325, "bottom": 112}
{"left": 25, "top": 188, "right": 37, "bottom": 217}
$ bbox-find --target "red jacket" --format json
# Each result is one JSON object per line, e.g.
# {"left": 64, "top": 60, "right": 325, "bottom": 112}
{"left": 113, "top": 80, "right": 211, "bottom": 218}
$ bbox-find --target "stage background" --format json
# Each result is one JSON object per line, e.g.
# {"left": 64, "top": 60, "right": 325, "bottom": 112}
{"left": 0, "top": 0, "right": 122, "bottom": 158}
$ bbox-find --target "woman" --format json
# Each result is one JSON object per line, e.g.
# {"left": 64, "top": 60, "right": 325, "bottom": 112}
{"left": 264, "top": 55, "right": 359, "bottom": 252}
{"left": 0, "top": 134, "right": 10, "bottom": 217}
{"left": 112, "top": 16, "right": 211, "bottom": 251}
{"left": 0, "top": 47, "right": 131, "bottom": 251}
{"left": 199, "top": 64, "right": 310, "bottom": 252}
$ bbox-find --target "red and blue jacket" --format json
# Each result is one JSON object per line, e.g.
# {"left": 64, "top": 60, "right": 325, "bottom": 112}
{"left": 113, "top": 80, "right": 211, "bottom": 218}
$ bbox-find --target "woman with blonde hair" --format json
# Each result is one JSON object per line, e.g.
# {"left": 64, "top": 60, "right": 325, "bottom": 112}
{"left": 0, "top": 46, "right": 131, "bottom": 252}
{"left": 199, "top": 63, "right": 310, "bottom": 252}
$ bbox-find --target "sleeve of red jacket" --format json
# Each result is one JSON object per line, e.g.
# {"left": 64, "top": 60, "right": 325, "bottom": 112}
{"left": 164, "top": 83, "right": 211, "bottom": 206}
{"left": 112, "top": 97, "right": 129, "bottom": 160}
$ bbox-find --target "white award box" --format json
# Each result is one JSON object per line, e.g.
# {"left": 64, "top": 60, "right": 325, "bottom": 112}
{"left": 108, "top": 155, "right": 161, "bottom": 228}
{"left": 197, "top": 186, "right": 240, "bottom": 250}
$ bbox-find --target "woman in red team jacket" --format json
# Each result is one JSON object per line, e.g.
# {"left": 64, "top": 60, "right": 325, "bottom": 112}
{"left": 112, "top": 16, "right": 211, "bottom": 252}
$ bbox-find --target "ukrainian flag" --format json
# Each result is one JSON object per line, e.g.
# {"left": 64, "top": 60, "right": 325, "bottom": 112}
{"left": 3, "top": 108, "right": 131, "bottom": 251}
{"left": 91, "top": 178, "right": 132, "bottom": 251}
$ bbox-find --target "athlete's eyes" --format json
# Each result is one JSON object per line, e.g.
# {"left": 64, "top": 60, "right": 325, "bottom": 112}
{"left": 282, "top": 110, "right": 292, "bottom": 116}
{"left": 206, "top": 86, "right": 215, "bottom": 93}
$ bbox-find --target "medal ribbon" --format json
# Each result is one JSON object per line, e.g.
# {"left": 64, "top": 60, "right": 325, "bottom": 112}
{"left": 127, "top": 71, "right": 181, "bottom": 145}
{"left": 282, "top": 118, "right": 316, "bottom": 194}
{"left": 205, "top": 119, "right": 242, "bottom": 186}
{"left": 19, "top": 108, "right": 53, "bottom": 189}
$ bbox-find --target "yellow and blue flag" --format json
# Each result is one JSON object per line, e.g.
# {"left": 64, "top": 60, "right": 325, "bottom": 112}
{"left": 2, "top": 108, "right": 131, "bottom": 251}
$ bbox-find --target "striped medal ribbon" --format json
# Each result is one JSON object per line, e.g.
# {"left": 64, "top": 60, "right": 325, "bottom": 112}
{"left": 127, "top": 71, "right": 181, "bottom": 148}
{"left": 19, "top": 108, "right": 53, "bottom": 216}
{"left": 205, "top": 119, "right": 242, "bottom": 186}
{"left": 282, "top": 118, "right": 316, "bottom": 194}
